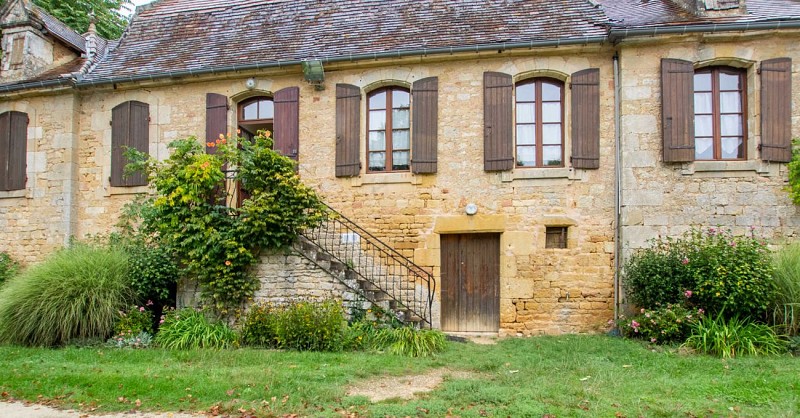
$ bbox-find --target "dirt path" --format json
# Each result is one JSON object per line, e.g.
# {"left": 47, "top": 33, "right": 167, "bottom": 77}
{"left": 346, "top": 368, "right": 478, "bottom": 402}
{"left": 0, "top": 402, "right": 198, "bottom": 418}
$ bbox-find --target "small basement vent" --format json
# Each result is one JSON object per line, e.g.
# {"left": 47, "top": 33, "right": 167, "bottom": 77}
{"left": 545, "top": 226, "right": 568, "bottom": 249}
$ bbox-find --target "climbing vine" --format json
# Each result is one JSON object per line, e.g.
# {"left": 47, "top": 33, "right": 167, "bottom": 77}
{"left": 125, "top": 132, "right": 326, "bottom": 313}
{"left": 787, "top": 139, "right": 800, "bottom": 205}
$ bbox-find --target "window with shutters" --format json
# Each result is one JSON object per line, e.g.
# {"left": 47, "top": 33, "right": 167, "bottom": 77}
{"left": 367, "top": 87, "right": 411, "bottom": 172}
{"left": 515, "top": 78, "right": 564, "bottom": 168}
{"left": 693, "top": 67, "right": 746, "bottom": 160}
{"left": 111, "top": 101, "right": 149, "bottom": 187}
{"left": 238, "top": 96, "right": 274, "bottom": 140}
{"left": 0, "top": 111, "right": 28, "bottom": 192}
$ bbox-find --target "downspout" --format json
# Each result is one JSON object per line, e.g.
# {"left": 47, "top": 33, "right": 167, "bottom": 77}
{"left": 613, "top": 53, "right": 622, "bottom": 322}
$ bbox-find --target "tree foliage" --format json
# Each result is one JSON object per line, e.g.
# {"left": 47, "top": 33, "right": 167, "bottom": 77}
{"left": 32, "top": 0, "right": 133, "bottom": 40}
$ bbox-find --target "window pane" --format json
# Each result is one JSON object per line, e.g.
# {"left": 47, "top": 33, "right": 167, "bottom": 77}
{"left": 392, "top": 151, "right": 410, "bottom": 170}
{"left": 258, "top": 100, "right": 274, "bottom": 119}
{"left": 694, "top": 73, "right": 712, "bottom": 91}
{"left": 695, "top": 137, "right": 713, "bottom": 159}
{"left": 542, "top": 124, "right": 561, "bottom": 145}
{"left": 392, "top": 90, "right": 410, "bottom": 108}
{"left": 516, "top": 103, "right": 535, "bottom": 123}
{"left": 516, "top": 125, "right": 536, "bottom": 145}
{"left": 694, "top": 92, "right": 712, "bottom": 114}
{"left": 721, "top": 137, "right": 744, "bottom": 159}
{"left": 369, "top": 91, "right": 386, "bottom": 110}
{"left": 542, "top": 146, "right": 562, "bottom": 166}
{"left": 695, "top": 115, "right": 713, "bottom": 137}
{"left": 541, "top": 82, "right": 561, "bottom": 101}
{"left": 393, "top": 129, "right": 410, "bottom": 150}
{"left": 392, "top": 109, "right": 410, "bottom": 129}
{"left": 720, "top": 114, "right": 742, "bottom": 136}
{"left": 516, "top": 146, "right": 536, "bottom": 167}
{"left": 720, "top": 92, "right": 742, "bottom": 113}
{"left": 719, "top": 72, "right": 741, "bottom": 91}
{"left": 368, "top": 152, "right": 386, "bottom": 171}
{"left": 243, "top": 102, "right": 258, "bottom": 120}
{"left": 516, "top": 83, "right": 535, "bottom": 102}
{"left": 368, "top": 131, "right": 385, "bottom": 151}
{"left": 542, "top": 102, "right": 561, "bottom": 123}
{"left": 369, "top": 110, "right": 386, "bottom": 130}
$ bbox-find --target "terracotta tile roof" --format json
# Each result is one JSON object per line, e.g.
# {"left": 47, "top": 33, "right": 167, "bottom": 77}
{"left": 31, "top": 5, "right": 86, "bottom": 53}
{"left": 596, "top": 0, "right": 800, "bottom": 27}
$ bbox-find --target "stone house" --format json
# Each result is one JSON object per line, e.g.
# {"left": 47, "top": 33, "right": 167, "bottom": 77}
{"left": 1, "top": 0, "right": 800, "bottom": 335}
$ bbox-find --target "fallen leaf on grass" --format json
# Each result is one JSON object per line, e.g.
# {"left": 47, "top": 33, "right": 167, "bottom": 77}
{"left": 580, "top": 376, "right": 591, "bottom": 381}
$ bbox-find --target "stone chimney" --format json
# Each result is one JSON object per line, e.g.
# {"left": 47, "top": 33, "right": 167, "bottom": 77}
{"left": 85, "top": 13, "right": 98, "bottom": 61}
{"left": 670, "top": 0, "right": 747, "bottom": 17}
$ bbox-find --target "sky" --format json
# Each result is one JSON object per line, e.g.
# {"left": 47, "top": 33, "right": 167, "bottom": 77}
{"left": 123, "top": 0, "right": 156, "bottom": 17}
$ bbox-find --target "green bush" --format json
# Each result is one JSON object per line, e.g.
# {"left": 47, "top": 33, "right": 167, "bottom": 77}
{"left": 114, "top": 305, "right": 153, "bottom": 337}
{"left": 618, "top": 304, "right": 704, "bottom": 344}
{"left": 772, "top": 243, "right": 800, "bottom": 335}
{"left": 240, "top": 303, "right": 278, "bottom": 348}
{"left": 0, "top": 245, "right": 132, "bottom": 346}
{"left": 623, "top": 236, "right": 694, "bottom": 308}
{"left": 275, "top": 300, "right": 347, "bottom": 352}
{"left": 0, "top": 251, "right": 20, "bottom": 288}
{"left": 154, "top": 308, "right": 238, "bottom": 349}
{"left": 683, "top": 313, "right": 787, "bottom": 358}
{"left": 373, "top": 326, "right": 448, "bottom": 357}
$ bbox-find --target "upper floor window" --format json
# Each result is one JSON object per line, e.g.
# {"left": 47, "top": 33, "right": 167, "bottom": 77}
{"left": 0, "top": 111, "right": 28, "bottom": 191}
{"left": 693, "top": 67, "right": 746, "bottom": 160}
{"left": 238, "top": 97, "right": 274, "bottom": 140}
{"left": 367, "top": 87, "right": 410, "bottom": 172}
{"left": 515, "top": 78, "right": 564, "bottom": 167}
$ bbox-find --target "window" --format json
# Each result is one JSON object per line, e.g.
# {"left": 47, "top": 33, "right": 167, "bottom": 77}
{"left": 238, "top": 97, "right": 274, "bottom": 140}
{"left": 515, "top": 79, "right": 564, "bottom": 167}
{"left": 0, "top": 111, "right": 28, "bottom": 191}
{"left": 693, "top": 67, "right": 746, "bottom": 160}
{"left": 367, "top": 87, "right": 410, "bottom": 172}
{"left": 545, "top": 226, "right": 568, "bottom": 249}
{"left": 111, "top": 101, "right": 149, "bottom": 187}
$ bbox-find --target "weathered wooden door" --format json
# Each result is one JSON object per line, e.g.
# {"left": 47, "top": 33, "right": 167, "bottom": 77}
{"left": 440, "top": 233, "right": 500, "bottom": 332}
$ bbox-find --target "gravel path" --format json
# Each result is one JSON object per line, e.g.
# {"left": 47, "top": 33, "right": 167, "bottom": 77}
{"left": 0, "top": 402, "right": 198, "bottom": 418}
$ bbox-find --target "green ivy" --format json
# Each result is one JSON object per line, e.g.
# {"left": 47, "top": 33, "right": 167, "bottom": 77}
{"left": 787, "top": 138, "right": 800, "bottom": 205}
{"left": 124, "top": 132, "right": 325, "bottom": 314}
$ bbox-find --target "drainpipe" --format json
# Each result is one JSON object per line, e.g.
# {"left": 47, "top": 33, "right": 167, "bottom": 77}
{"left": 613, "top": 53, "right": 622, "bottom": 322}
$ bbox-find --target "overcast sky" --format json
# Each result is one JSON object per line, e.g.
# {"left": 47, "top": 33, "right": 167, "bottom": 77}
{"left": 124, "top": 0, "right": 156, "bottom": 16}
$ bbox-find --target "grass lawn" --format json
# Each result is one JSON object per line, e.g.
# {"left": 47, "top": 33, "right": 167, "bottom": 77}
{"left": 0, "top": 335, "right": 798, "bottom": 417}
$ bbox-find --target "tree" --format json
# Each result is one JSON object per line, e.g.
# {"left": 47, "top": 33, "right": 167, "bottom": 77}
{"left": 31, "top": 0, "right": 133, "bottom": 40}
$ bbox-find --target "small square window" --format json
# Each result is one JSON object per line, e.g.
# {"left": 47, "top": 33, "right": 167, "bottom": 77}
{"left": 545, "top": 226, "right": 568, "bottom": 249}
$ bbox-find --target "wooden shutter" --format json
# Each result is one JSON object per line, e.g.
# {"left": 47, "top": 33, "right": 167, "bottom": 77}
{"left": 0, "top": 112, "right": 8, "bottom": 191}
{"left": 274, "top": 87, "right": 300, "bottom": 160}
{"left": 6, "top": 111, "right": 27, "bottom": 191}
{"left": 127, "top": 101, "right": 149, "bottom": 186}
{"left": 661, "top": 59, "right": 695, "bottom": 162}
{"left": 760, "top": 58, "right": 792, "bottom": 163}
{"left": 484, "top": 72, "right": 513, "bottom": 171}
{"left": 335, "top": 83, "right": 361, "bottom": 177}
{"left": 111, "top": 101, "right": 149, "bottom": 187}
{"left": 205, "top": 93, "right": 228, "bottom": 155}
{"left": 571, "top": 68, "right": 600, "bottom": 169}
{"left": 411, "top": 77, "right": 438, "bottom": 174}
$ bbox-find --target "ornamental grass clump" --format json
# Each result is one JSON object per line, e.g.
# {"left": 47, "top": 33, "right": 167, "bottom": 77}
{"left": 154, "top": 308, "right": 238, "bottom": 349}
{"left": 772, "top": 242, "right": 800, "bottom": 335}
{"left": 373, "top": 326, "right": 448, "bottom": 357}
{"left": 0, "top": 244, "right": 132, "bottom": 347}
{"left": 683, "top": 313, "right": 787, "bottom": 358}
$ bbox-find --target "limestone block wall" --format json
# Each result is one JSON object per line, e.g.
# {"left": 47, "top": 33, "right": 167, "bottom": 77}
{"left": 618, "top": 33, "right": 800, "bottom": 265}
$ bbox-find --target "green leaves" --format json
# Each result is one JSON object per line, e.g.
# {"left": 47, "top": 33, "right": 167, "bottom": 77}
{"left": 33, "top": 0, "right": 132, "bottom": 39}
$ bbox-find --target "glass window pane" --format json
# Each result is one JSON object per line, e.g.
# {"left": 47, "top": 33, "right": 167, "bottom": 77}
{"left": 720, "top": 92, "right": 742, "bottom": 113}
{"left": 695, "top": 115, "right": 713, "bottom": 137}
{"left": 392, "top": 109, "right": 410, "bottom": 129}
{"left": 542, "top": 124, "right": 562, "bottom": 145}
{"left": 243, "top": 102, "right": 258, "bottom": 120}
{"left": 719, "top": 72, "right": 741, "bottom": 91}
{"left": 516, "top": 125, "right": 536, "bottom": 145}
{"left": 721, "top": 137, "right": 744, "bottom": 159}
{"left": 258, "top": 100, "right": 274, "bottom": 119}
{"left": 694, "top": 73, "right": 712, "bottom": 91}
{"left": 392, "top": 90, "right": 410, "bottom": 108}
{"left": 368, "top": 91, "right": 386, "bottom": 110}
{"left": 392, "top": 151, "right": 410, "bottom": 170}
{"left": 369, "top": 110, "right": 386, "bottom": 130}
{"left": 542, "top": 146, "right": 562, "bottom": 166}
{"left": 368, "top": 152, "right": 386, "bottom": 171}
{"left": 694, "top": 92, "right": 712, "bottom": 114}
{"left": 516, "top": 83, "right": 535, "bottom": 102}
{"left": 541, "top": 82, "right": 561, "bottom": 101}
{"left": 516, "top": 103, "right": 535, "bottom": 124}
{"left": 368, "top": 131, "right": 385, "bottom": 151}
{"left": 516, "top": 146, "right": 536, "bottom": 167}
{"left": 542, "top": 102, "right": 561, "bottom": 123}
{"left": 720, "top": 114, "right": 742, "bottom": 136}
{"left": 695, "top": 137, "right": 713, "bottom": 160}
{"left": 392, "top": 130, "right": 409, "bottom": 150}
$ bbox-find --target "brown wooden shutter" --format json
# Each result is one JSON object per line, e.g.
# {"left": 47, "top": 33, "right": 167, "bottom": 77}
{"left": 335, "top": 83, "right": 361, "bottom": 177}
{"left": 274, "top": 87, "right": 300, "bottom": 160}
{"left": 571, "top": 68, "right": 600, "bottom": 169}
{"left": 7, "top": 111, "right": 28, "bottom": 191}
{"left": 484, "top": 72, "right": 513, "bottom": 171}
{"left": 760, "top": 58, "right": 792, "bottom": 163}
{"left": 411, "top": 77, "right": 438, "bottom": 174}
{"left": 0, "top": 112, "right": 8, "bottom": 191}
{"left": 111, "top": 101, "right": 149, "bottom": 187}
{"left": 127, "top": 101, "right": 149, "bottom": 186}
{"left": 661, "top": 59, "right": 695, "bottom": 163}
{"left": 205, "top": 93, "right": 228, "bottom": 155}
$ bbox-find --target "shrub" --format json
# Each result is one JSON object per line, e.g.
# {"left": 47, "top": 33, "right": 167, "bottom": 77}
{"left": 789, "top": 336, "right": 800, "bottom": 356}
{"left": 618, "top": 304, "right": 704, "bottom": 344}
{"left": 772, "top": 242, "right": 800, "bottom": 335}
{"left": 275, "top": 300, "right": 347, "bottom": 352}
{"left": 0, "top": 244, "right": 132, "bottom": 346}
{"left": 623, "top": 236, "right": 694, "bottom": 308}
{"left": 683, "top": 313, "right": 787, "bottom": 358}
{"left": 373, "top": 326, "right": 448, "bottom": 357}
{"left": 155, "top": 308, "right": 238, "bottom": 349}
{"left": 0, "top": 251, "right": 20, "bottom": 288}
{"left": 114, "top": 305, "right": 154, "bottom": 337}
{"left": 106, "top": 331, "right": 153, "bottom": 349}
{"left": 240, "top": 303, "right": 278, "bottom": 348}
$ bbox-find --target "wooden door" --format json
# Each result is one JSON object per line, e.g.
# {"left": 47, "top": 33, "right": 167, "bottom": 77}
{"left": 440, "top": 233, "right": 500, "bottom": 332}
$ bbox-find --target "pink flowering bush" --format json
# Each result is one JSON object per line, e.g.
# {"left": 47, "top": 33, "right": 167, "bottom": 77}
{"left": 113, "top": 305, "right": 153, "bottom": 337}
{"left": 618, "top": 304, "right": 705, "bottom": 344}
